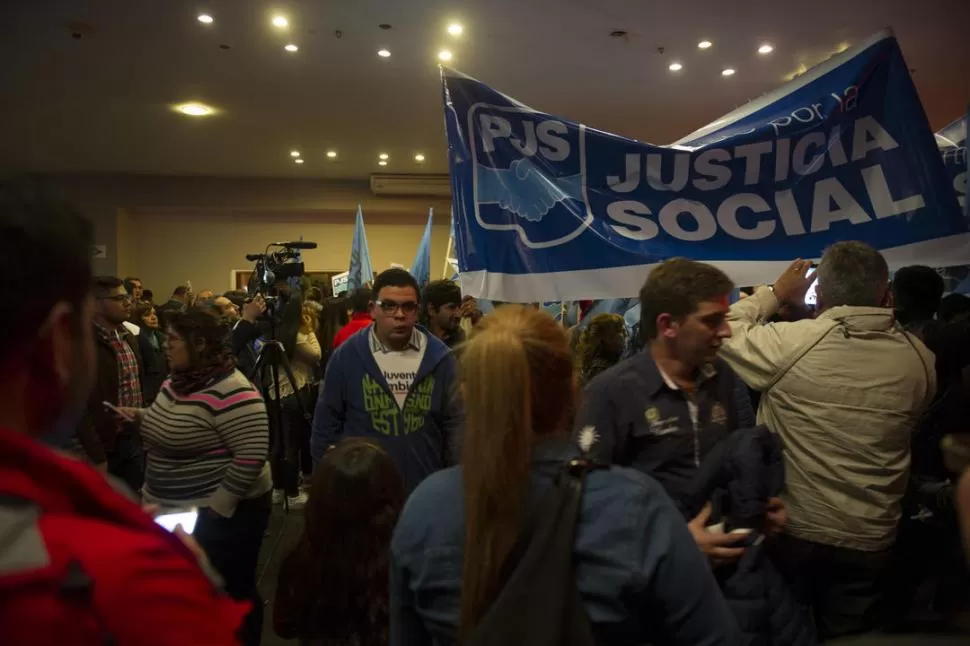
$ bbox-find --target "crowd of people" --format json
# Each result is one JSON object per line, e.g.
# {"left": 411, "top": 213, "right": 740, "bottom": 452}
{"left": 2, "top": 179, "right": 970, "bottom": 646}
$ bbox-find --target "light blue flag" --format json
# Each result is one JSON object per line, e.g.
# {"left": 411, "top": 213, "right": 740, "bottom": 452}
{"left": 410, "top": 208, "right": 434, "bottom": 288}
{"left": 347, "top": 205, "right": 374, "bottom": 292}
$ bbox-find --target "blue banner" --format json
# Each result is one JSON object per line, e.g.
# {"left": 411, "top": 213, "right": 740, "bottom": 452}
{"left": 444, "top": 31, "right": 969, "bottom": 301}
{"left": 936, "top": 111, "right": 967, "bottom": 217}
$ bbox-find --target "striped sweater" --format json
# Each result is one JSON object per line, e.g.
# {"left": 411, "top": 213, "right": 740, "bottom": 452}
{"left": 141, "top": 369, "right": 272, "bottom": 518}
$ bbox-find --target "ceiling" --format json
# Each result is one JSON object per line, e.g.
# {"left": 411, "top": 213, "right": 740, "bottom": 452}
{"left": 1, "top": 0, "right": 967, "bottom": 179}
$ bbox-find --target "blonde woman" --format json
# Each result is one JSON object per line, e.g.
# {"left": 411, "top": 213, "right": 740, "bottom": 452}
{"left": 391, "top": 306, "right": 741, "bottom": 645}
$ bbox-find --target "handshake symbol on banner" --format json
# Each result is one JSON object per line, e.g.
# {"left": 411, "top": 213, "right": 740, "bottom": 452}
{"left": 476, "top": 157, "right": 584, "bottom": 223}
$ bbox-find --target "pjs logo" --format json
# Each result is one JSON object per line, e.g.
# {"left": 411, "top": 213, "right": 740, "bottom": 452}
{"left": 471, "top": 106, "right": 593, "bottom": 249}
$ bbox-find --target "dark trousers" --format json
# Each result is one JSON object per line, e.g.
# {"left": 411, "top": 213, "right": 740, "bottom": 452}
{"left": 270, "top": 392, "right": 311, "bottom": 496}
{"left": 195, "top": 493, "right": 272, "bottom": 646}
{"left": 772, "top": 534, "right": 892, "bottom": 642}
{"left": 107, "top": 430, "right": 144, "bottom": 493}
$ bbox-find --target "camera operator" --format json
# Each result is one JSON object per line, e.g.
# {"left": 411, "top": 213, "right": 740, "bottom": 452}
{"left": 231, "top": 294, "right": 266, "bottom": 374}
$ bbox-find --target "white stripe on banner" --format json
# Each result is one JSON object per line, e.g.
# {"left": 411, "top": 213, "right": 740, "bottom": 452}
{"left": 459, "top": 233, "right": 970, "bottom": 301}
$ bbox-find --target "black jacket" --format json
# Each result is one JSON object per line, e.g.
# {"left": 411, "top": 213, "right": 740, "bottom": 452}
{"left": 137, "top": 329, "right": 167, "bottom": 405}
{"left": 902, "top": 317, "right": 970, "bottom": 478}
{"left": 76, "top": 328, "right": 143, "bottom": 464}
{"left": 682, "top": 426, "right": 815, "bottom": 646}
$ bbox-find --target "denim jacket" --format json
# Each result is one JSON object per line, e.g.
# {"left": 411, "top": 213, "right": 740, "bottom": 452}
{"left": 390, "top": 438, "right": 742, "bottom": 646}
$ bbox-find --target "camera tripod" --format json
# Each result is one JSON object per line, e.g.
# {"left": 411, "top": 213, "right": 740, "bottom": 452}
{"left": 247, "top": 315, "right": 313, "bottom": 514}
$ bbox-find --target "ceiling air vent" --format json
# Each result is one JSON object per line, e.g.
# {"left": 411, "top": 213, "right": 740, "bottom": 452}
{"left": 370, "top": 173, "right": 451, "bottom": 197}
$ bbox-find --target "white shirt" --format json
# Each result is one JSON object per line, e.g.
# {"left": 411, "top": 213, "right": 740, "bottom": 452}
{"left": 369, "top": 327, "right": 427, "bottom": 409}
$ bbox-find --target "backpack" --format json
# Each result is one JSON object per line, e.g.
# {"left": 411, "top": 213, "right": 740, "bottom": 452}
{"left": 465, "top": 457, "right": 604, "bottom": 646}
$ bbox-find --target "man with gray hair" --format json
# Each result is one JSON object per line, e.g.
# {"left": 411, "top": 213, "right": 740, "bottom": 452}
{"left": 718, "top": 241, "right": 936, "bottom": 641}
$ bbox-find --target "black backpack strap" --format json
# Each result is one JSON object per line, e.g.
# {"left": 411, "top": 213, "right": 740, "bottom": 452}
{"left": 466, "top": 458, "right": 604, "bottom": 646}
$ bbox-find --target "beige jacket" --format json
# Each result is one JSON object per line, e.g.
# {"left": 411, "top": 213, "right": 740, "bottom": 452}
{"left": 720, "top": 287, "right": 936, "bottom": 551}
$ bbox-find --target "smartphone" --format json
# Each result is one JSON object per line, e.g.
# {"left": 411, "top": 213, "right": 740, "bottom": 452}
{"left": 804, "top": 265, "right": 819, "bottom": 306}
{"left": 102, "top": 401, "right": 134, "bottom": 422}
{"left": 154, "top": 508, "right": 199, "bottom": 534}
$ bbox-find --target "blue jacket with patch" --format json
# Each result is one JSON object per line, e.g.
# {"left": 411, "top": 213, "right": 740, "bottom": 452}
{"left": 311, "top": 326, "right": 463, "bottom": 492}
{"left": 575, "top": 352, "right": 755, "bottom": 506}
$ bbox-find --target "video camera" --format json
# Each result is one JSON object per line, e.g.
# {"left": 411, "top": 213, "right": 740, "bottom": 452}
{"left": 245, "top": 240, "right": 318, "bottom": 313}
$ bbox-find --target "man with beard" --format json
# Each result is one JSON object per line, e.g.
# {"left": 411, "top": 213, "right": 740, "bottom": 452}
{"left": 76, "top": 276, "right": 145, "bottom": 491}
{"left": 421, "top": 279, "right": 464, "bottom": 349}
{"left": 0, "top": 181, "right": 246, "bottom": 645}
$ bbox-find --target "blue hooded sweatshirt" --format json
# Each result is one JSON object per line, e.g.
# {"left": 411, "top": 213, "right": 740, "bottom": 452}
{"left": 311, "top": 326, "right": 463, "bottom": 492}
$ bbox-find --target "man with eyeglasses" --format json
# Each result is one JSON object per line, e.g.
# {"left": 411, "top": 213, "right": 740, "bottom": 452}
{"left": 311, "top": 268, "right": 463, "bottom": 492}
{"left": 76, "top": 276, "right": 145, "bottom": 491}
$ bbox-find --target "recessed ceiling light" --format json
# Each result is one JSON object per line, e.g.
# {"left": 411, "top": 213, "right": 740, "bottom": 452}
{"left": 326, "top": 150, "right": 337, "bottom": 159}
{"left": 447, "top": 23, "right": 463, "bottom": 37}
{"left": 197, "top": 14, "right": 214, "bottom": 24}
{"left": 438, "top": 49, "right": 453, "bottom": 62}
{"left": 722, "top": 68, "right": 736, "bottom": 76}
{"left": 284, "top": 43, "right": 298, "bottom": 52}
{"left": 379, "top": 153, "right": 389, "bottom": 160}
{"left": 290, "top": 150, "right": 300, "bottom": 157}
{"left": 378, "top": 160, "right": 388, "bottom": 167}
{"left": 294, "top": 158, "right": 304, "bottom": 164}
{"left": 377, "top": 48, "right": 391, "bottom": 58}
{"left": 272, "top": 15, "right": 288, "bottom": 28}
{"left": 414, "top": 153, "right": 425, "bottom": 162}
{"left": 698, "top": 40, "right": 712, "bottom": 49}
{"left": 173, "top": 102, "right": 214, "bottom": 117}
{"left": 758, "top": 43, "right": 774, "bottom": 55}
{"left": 669, "top": 62, "right": 683, "bottom": 72}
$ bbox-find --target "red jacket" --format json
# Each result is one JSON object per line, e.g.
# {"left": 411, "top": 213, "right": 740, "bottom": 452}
{"left": 332, "top": 312, "right": 373, "bottom": 349}
{"left": 0, "top": 427, "right": 247, "bottom": 646}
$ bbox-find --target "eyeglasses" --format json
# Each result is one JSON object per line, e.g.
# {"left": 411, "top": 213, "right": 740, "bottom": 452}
{"left": 375, "top": 299, "right": 419, "bottom": 315}
{"left": 101, "top": 295, "right": 132, "bottom": 303}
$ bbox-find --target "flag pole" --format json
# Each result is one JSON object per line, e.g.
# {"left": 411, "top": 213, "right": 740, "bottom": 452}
{"left": 442, "top": 232, "right": 455, "bottom": 279}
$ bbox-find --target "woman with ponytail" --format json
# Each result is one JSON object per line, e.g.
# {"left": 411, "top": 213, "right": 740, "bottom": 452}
{"left": 391, "top": 306, "right": 741, "bottom": 646}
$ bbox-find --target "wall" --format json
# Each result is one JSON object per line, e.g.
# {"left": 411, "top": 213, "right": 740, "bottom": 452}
{"left": 35, "top": 174, "right": 454, "bottom": 294}
{"left": 126, "top": 209, "right": 451, "bottom": 295}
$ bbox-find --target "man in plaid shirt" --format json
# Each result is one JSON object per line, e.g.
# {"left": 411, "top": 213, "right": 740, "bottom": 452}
{"left": 76, "top": 276, "right": 144, "bottom": 492}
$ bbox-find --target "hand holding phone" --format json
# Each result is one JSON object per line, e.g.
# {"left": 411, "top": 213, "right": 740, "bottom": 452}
{"left": 154, "top": 508, "right": 199, "bottom": 534}
{"left": 102, "top": 401, "right": 136, "bottom": 422}
{"left": 804, "top": 266, "right": 819, "bottom": 306}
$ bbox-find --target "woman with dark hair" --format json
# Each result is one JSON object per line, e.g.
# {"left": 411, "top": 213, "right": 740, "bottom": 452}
{"left": 317, "top": 296, "right": 349, "bottom": 366}
{"left": 390, "top": 306, "right": 741, "bottom": 645}
{"left": 132, "top": 300, "right": 167, "bottom": 403}
{"left": 274, "top": 438, "right": 405, "bottom": 646}
{"left": 119, "top": 306, "right": 272, "bottom": 646}
{"left": 576, "top": 313, "right": 627, "bottom": 385}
